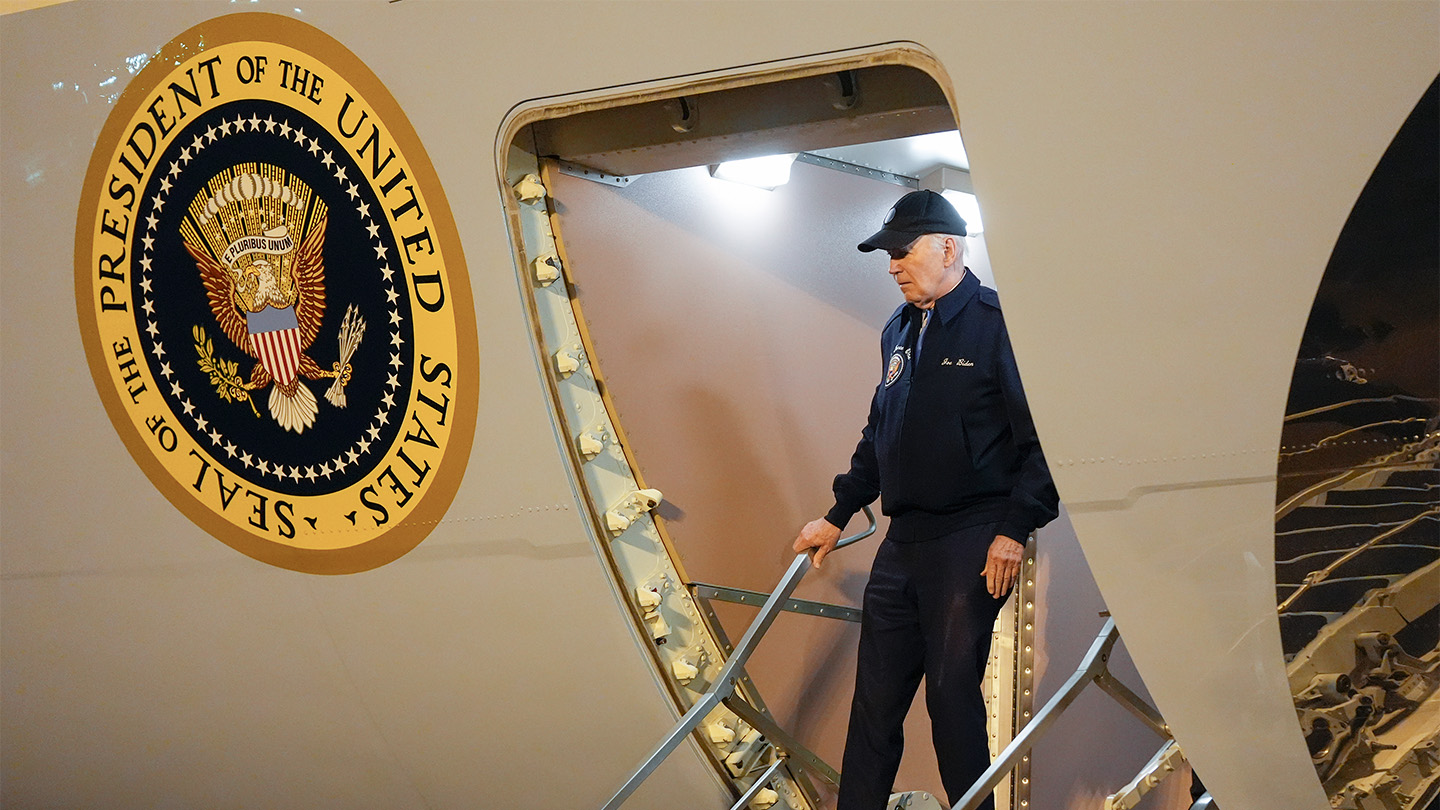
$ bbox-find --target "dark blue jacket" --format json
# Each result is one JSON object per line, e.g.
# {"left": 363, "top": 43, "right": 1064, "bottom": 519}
{"left": 825, "top": 270, "right": 1059, "bottom": 542}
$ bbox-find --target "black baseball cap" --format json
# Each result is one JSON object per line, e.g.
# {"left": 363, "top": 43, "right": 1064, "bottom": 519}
{"left": 857, "top": 189, "right": 968, "bottom": 252}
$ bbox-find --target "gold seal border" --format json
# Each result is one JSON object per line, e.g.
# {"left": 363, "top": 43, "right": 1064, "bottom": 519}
{"left": 75, "top": 12, "right": 479, "bottom": 575}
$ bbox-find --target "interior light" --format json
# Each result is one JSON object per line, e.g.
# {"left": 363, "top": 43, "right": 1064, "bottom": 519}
{"left": 940, "top": 189, "right": 984, "bottom": 235}
{"left": 709, "top": 153, "right": 798, "bottom": 190}
{"left": 921, "top": 166, "right": 984, "bottom": 235}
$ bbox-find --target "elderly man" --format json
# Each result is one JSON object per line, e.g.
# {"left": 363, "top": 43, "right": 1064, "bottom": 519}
{"left": 793, "top": 190, "right": 1058, "bottom": 810}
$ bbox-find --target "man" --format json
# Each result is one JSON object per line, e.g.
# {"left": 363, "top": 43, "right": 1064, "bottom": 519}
{"left": 793, "top": 190, "right": 1058, "bottom": 810}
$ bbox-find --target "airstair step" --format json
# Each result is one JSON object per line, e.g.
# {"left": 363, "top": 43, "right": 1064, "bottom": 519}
{"left": 1325, "top": 485, "right": 1439, "bottom": 506}
{"left": 1276, "top": 502, "right": 1432, "bottom": 533}
{"left": 1275, "top": 517, "right": 1438, "bottom": 558}
{"left": 1325, "top": 544, "right": 1438, "bottom": 582}
{"left": 1385, "top": 469, "right": 1440, "bottom": 488}
{"left": 1276, "top": 550, "right": 1346, "bottom": 584}
{"left": 887, "top": 791, "right": 944, "bottom": 810}
{"left": 1276, "top": 544, "right": 1438, "bottom": 588}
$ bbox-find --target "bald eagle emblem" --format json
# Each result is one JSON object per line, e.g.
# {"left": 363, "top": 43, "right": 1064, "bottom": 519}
{"left": 182, "top": 166, "right": 365, "bottom": 433}
{"left": 885, "top": 348, "right": 905, "bottom": 387}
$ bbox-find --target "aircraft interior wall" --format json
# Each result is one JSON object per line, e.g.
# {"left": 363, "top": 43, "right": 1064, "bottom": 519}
{"left": 546, "top": 158, "right": 1195, "bottom": 810}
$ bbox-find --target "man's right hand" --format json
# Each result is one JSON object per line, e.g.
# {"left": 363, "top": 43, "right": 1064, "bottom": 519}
{"left": 793, "top": 518, "right": 843, "bottom": 569}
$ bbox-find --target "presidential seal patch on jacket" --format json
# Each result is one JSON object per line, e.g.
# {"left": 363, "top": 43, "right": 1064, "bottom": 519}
{"left": 74, "top": 14, "right": 477, "bottom": 574}
{"left": 886, "top": 348, "right": 905, "bottom": 387}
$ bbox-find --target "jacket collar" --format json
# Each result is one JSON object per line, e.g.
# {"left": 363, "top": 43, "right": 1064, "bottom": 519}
{"left": 915, "top": 267, "right": 977, "bottom": 326}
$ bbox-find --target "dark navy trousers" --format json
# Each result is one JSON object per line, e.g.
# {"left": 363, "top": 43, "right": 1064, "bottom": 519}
{"left": 838, "top": 522, "right": 1008, "bottom": 810}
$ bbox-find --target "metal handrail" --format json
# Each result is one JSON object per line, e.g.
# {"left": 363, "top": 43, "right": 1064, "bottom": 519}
{"left": 601, "top": 506, "right": 877, "bottom": 810}
{"left": 1275, "top": 468, "right": 1377, "bottom": 519}
{"left": 1285, "top": 395, "right": 1439, "bottom": 422}
{"left": 1278, "top": 417, "right": 1430, "bottom": 460}
{"left": 950, "top": 617, "right": 1170, "bottom": 810}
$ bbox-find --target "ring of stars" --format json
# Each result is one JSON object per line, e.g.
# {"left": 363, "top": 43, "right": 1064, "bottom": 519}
{"left": 136, "top": 109, "right": 409, "bottom": 487}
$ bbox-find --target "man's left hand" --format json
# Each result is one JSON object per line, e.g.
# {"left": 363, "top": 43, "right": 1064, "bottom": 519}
{"left": 982, "top": 534, "right": 1025, "bottom": 598}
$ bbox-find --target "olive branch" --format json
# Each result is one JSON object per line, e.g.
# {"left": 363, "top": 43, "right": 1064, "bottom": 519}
{"left": 193, "top": 325, "right": 259, "bottom": 417}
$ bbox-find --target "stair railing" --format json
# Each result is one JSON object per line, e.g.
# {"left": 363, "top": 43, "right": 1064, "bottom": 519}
{"left": 601, "top": 506, "right": 877, "bottom": 810}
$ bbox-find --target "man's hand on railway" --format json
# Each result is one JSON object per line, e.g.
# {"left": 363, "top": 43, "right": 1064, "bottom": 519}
{"left": 983, "top": 534, "right": 1025, "bottom": 598}
{"left": 793, "top": 518, "right": 843, "bottom": 569}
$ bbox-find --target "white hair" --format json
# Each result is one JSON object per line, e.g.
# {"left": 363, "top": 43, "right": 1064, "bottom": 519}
{"left": 929, "top": 233, "right": 965, "bottom": 266}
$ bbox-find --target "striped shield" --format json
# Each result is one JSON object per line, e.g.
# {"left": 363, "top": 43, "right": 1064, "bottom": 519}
{"left": 246, "top": 305, "right": 302, "bottom": 386}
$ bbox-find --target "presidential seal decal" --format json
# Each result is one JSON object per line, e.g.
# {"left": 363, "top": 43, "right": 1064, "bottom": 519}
{"left": 75, "top": 14, "right": 478, "bottom": 574}
{"left": 885, "top": 349, "right": 905, "bottom": 387}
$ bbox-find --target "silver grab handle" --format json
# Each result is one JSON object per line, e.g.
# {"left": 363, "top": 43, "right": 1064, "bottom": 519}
{"left": 600, "top": 505, "right": 878, "bottom": 810}
{"left": 833, "top": 504, "right": 878, "bottom": 552}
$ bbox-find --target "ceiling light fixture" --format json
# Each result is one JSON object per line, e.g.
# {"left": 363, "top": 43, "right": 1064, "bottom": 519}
{"left": 920, "top": 166, "right": 984, "bottom": 235}
{"left": 709, "top": 153, "right": 798, "bottom": 190}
